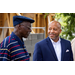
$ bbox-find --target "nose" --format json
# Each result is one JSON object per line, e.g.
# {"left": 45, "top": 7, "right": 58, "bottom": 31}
{"left": 30, "top": 29, "right": 32, "bottom": 32}
{"left": 51, "top": 29, "right": 54, "bottom": 33}
{"left": 29, "top": 28, "right": 32, "bottom": 32}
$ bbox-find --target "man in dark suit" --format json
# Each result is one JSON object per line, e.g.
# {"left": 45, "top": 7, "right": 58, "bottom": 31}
{"left": 33, "top": 21, "right": 73, "bottom": 61}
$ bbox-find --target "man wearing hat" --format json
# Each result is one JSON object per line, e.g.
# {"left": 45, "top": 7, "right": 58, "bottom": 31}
{"left": 0, "top": 16, "right": 34, "bottom": 61}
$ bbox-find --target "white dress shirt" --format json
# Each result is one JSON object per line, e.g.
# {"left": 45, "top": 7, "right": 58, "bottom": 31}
{"left": 50, "top": 38, "right": 61, "bottom": 61}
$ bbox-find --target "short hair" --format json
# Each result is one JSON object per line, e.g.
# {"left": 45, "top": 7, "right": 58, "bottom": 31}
{"left": 48, "top": 21, "right": 61, "bottom": 28}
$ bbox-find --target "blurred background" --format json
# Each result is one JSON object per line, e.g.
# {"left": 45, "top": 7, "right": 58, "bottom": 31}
{"left": 0, "top": 13, "right": 75, "bottom": 60}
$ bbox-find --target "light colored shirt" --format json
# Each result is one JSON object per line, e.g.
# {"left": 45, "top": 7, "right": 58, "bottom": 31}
{"left": 50, "top": 38, "right": 61, "bottom": 61}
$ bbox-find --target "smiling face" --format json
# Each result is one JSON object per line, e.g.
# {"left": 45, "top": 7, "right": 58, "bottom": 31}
{"left": 48, "top": 21, "right": 62, "bottom": 42}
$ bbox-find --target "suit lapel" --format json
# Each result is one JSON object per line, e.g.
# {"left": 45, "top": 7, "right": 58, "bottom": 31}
{"left": 46, "top": 37, "right": 58, "bottom": 61}
{"left": 61, "top": 38, "right": 65, "bottom": 61}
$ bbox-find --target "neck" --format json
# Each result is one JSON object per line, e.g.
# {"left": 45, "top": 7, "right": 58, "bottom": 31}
{"left": 13, "top": 30, "right": 22, "bottom": 41}
{"left": 52, "top": 37, "right": 59, "bottom": 42}
{"left": 49, "top": 36, "right": 59, "bottom": 42}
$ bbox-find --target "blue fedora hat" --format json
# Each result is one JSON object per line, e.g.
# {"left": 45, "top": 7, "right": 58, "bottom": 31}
{"left": 13, "top": 16, "right": 35, "bottom": 26}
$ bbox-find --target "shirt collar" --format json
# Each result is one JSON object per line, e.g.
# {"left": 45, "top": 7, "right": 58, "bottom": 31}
{"left": 50, "top": 37, "right": 61, "bottom": 44}
{"left": 11, "top": 32, "right": 24, "bottom": 47}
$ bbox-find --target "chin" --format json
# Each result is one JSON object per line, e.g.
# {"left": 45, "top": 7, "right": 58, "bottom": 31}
{"left": 24, "top": 36, "right": 27, "bottom": 38}
{"left": 24, "top": 35, "right": 28, "bottom": 38}
{"left": 23, "top": 34, "right": 28, "bottom": 38}
{"left": 50, "top": 37, "right": 54, "bottom": 39}
{"left": 50, "top": 37, "right": 56, "bottom": 40}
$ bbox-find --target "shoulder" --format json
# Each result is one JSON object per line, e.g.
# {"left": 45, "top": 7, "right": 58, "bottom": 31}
{"left": 61, "top": 38, "right": 70, "bottom": 42}
{"left": 0, "top": 36, "right": 10, "bottom": 48}
{"left": 61, "top": 38, "right": 71, "bottom": 44}
{"left": 0, "top": 35, "right": 16, "bottom": 48}
{"left": 35, "top": 37, "right": 48, "bottom": 46}
{"left": 71, "top": 38, "right": 75, "bottom": 44}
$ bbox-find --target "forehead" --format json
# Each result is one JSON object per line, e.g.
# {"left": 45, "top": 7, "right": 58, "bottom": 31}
{"left": 21, "top": 21, "right": 31, "bottom": 26}
{"left": 49, "top": 21, "right": 61, "bottom": 28}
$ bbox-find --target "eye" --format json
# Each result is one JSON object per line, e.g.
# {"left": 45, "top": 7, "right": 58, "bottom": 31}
{"left": 27, "top": 26, "right": 31, "bottom": 30}
{"left": 49, "top": 28, "right": 51, "bottom": 30}
{"left": 53, "top": 28, "right": 57, "bottom": 31}
{"left": 54, "top": 29, "right": 56, "bottom": 30}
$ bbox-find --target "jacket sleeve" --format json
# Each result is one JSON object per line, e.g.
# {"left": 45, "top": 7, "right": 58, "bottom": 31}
{"left": 33, "top": 43, "right": 43, "bottom": 61}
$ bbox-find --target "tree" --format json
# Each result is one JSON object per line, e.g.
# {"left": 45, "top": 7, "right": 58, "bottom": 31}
{"left": 55, "top": 13, "right": 75, "bottom": 41}
{"left": 43, "top": 13, "right": 75, "bottom": 41}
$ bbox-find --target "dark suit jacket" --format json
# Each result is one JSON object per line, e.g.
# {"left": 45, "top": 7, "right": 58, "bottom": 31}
{"left": 33, "top": 37, "right": 73, "bottom": 61}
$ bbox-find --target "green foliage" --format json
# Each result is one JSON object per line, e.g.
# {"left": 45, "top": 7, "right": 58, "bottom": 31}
{"left": 55, "top": 13, "right": 75, "bottom": 41}
{"left": 41, "top": 13, "right": 75, "bottom": 41}
{"left": 44, "top": 13, "right": 49, "bottom": 18}
{"left": 41, "top": 13, "right": 49, "bottom": 18}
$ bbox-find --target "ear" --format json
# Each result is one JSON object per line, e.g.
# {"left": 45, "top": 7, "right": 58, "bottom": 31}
{"left": 18, "top": 24, "right": 21, "bottom": 29}
{"left": 60, "top": 29, "right": 62, "bottom": 33}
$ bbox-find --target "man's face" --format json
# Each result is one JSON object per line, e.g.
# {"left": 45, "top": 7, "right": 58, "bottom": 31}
{"left": 48, "top": 21, "right": 61, "bottom": 42}
{"left": 20, "top": 21, "right": 31, "bottom": 38}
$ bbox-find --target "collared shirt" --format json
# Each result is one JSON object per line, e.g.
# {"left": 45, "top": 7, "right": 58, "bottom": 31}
{"left": 0, "top": 32, "right": 30, "bottom": 61}
{"left": 50, "top": 38, "right": 61, "bottom": 61}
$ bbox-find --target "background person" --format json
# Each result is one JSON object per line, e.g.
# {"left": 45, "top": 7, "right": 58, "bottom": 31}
{"left": 71, "top": 38, "right": 75, "bottom": 61}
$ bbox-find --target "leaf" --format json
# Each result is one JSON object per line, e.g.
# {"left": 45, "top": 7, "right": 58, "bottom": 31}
{"left": 55, "top": 13, "right": 75, "bottom": 41}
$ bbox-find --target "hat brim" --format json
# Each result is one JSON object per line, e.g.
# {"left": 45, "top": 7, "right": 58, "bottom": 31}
{"left": 13, "top": 16, "right": 35, "bottom": 26}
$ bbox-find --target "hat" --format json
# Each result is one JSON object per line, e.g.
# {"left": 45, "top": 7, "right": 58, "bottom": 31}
{"left": 13, "top": 16, "right": 35, "bottom": 26}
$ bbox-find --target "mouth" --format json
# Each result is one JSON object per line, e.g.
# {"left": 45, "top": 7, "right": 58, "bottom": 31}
{"left": 24, "top": 32, "right": 30, "bottom": 38}
{"left": 26, "top": 32, "right": 30, "bottom": 37}
{"left": 27, "top": 32, "right": 30, "bottom": 35}
{"left": 49, "top": 33, "right": 55, "bottom": 37}
{"left": 50, "top": 34, "right": 54, "bottom": 37}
